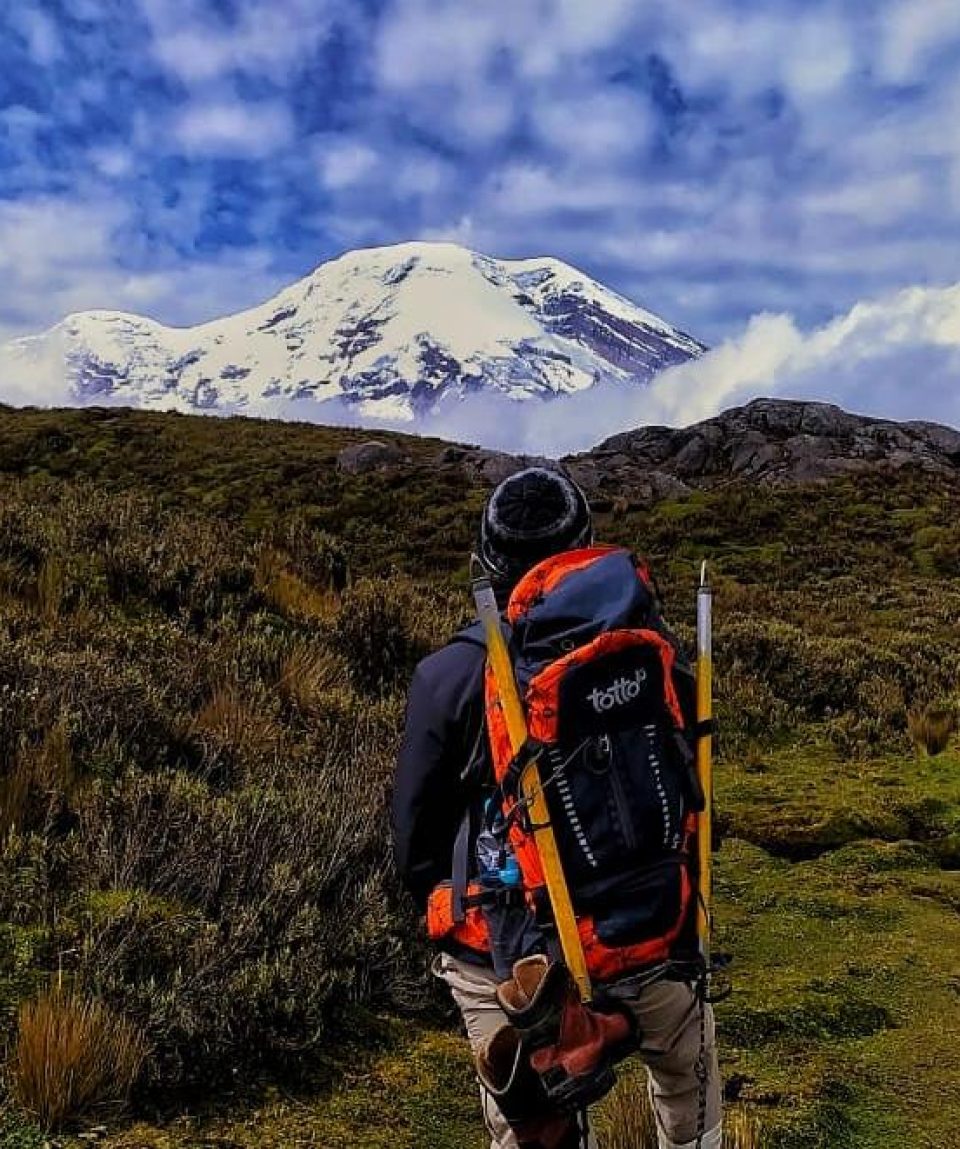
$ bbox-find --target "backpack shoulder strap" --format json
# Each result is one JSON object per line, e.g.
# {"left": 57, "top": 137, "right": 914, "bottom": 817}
{"left": 450, "top": 617, "right": 513, "bottom": 650}
{"left": 449, "top": 620, "right": 487, "bottom": 649}
{"left": 446, "top": 621, "right": 494, "bottom": 923}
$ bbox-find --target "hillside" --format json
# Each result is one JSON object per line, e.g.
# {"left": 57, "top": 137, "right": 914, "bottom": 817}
{"left": 0, "top": 401, "right": 958, "bottom": 1148}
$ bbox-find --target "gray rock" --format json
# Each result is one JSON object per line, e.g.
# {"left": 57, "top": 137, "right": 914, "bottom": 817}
{"left": 783, "top": 434, "right": 835, "bottom": 461}
{"left": 730, "top": 432, "right": 778, "bottom": 475}
{"left": 645, "top": 471, "right": 693, "bottom": 500}
{"left": 671, "top": 435, "right": 711, "bottom": 477}
{"left": 336, "top": 440, "right": 405, "bottom": 475}
{"left": 797, "top": 401, "right": 857, "bottom": 438}
{"left": 565, "top": 461, "right": 604, "bottom": 495}
{"left": 907, "top": 421, "right": 960, "bottom": 458}
{"left": 887, "top": 448, "right": 923, "bottom": 469}
{"left": 462, "top": 451, "right": 561, "bottom": 486}
{"left": 460, "top": 450, "right": 519, "bottom": 485}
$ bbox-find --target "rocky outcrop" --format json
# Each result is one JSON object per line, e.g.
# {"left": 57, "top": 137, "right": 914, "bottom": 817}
{"left": 420, "top": 400, "right": 959, "bottom": 507}
{"left": 590, "top": 399, "right": 960, "bottom": 487}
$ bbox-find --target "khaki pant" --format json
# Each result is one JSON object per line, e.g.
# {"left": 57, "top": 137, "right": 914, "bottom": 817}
{"left": 433, "top": 952, "right": 722, "bottom": 1149}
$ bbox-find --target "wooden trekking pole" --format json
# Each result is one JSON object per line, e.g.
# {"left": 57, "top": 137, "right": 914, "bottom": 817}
{"left": 696, "top": 561, "right": 713, "bottom": 966}
{"left": 471, "top": 561, "right": 593, "bottom": 1003}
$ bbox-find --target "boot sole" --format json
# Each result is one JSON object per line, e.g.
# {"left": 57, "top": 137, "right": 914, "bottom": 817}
{"left": 542, "top": 1063, "right": 618, "bottom": 1111}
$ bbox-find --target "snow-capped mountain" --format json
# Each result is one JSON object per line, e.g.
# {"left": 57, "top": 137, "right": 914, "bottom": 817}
{"left": 2, "top": 242, "right": 704, "bottom": 420}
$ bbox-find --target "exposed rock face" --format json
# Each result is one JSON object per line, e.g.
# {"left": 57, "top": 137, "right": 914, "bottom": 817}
{"left": 421, "top": 399, "right": 960, "bottom": 508}
{"left": 336, "top": 440, "right": 405, "bottom": 475}
{"left": 591, "top": 399, "right": 960, "bottom": 487}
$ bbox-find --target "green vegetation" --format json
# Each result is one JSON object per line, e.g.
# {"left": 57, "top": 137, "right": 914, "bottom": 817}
{"left": 0, "top": 405, "right": 958, "bottom": 1146}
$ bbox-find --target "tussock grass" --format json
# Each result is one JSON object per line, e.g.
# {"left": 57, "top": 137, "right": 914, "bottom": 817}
{"left": 0, "top": 720, "right": 78, "bottom": 837}
{"left": 10, "top": 983, "right": 148, "bottom": 1130}
{"left": 596, "top": 1078, "right": 658, "bottom": 1148}
{"left": 598, "top": 1074, "right": 763, "bottom": 1148}
{"left": 35, "top": 558, "right": 65, "bottom": 623}
{"left": 275, "top": 643, "right": 352, "bottom": 716}
{"left": 255, "top": 546, "right": 340, "bottom": 622}
{"left": 908, "top": 702, "right": 957, "bottom": 756}
{"left": 191, "top": 681, "right": 282, "bottom": 766}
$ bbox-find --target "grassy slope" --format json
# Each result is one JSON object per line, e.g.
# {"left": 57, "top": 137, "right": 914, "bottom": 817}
{"left": 0, "top": 406, "right": 958, "bottom": 1148}
{"left": 81, "top": 748, "right": 960, "bottom": 1149}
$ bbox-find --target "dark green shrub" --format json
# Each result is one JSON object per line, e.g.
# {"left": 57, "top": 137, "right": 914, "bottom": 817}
{"left": 332, "top": 578, "right": 429, "bottom": 694}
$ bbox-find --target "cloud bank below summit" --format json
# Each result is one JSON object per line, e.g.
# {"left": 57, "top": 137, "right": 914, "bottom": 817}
{"left": 374, "top": 287, "right": 960, "bottom": 454}
{"left": 3, "top": 280, "right": 959, "bottom": 454}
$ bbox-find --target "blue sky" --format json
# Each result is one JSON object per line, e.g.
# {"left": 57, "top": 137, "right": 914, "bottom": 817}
{"left": 2, "top": 0, "right": 960, "bottom": 352}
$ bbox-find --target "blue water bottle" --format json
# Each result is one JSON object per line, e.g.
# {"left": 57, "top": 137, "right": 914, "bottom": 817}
{"left": 477, "top": 800, "right": 521, "bottom": 888}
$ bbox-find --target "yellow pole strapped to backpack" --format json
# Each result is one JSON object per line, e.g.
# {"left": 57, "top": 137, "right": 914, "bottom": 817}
{"left": 696, "top": 561, "right": 714, "bottom": 966}
{"left": 471, "top": 562, "right": 593, "bottom": 1003}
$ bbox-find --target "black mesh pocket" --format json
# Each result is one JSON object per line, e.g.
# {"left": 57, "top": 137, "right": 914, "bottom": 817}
{"left": 579, "top": 856, "right": 686, "bottom": 947}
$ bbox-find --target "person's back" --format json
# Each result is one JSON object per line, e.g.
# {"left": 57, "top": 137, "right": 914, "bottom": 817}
{"left": 393, "top": 467, "right": 722, "bottom": 1149}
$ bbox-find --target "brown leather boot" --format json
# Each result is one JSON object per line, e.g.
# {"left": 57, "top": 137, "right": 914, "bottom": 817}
{"left": 496, "top": 954, "right": 633, "bottom": 1109}
{"left": 475, "top": 1024, "right": 579, "bottom": 1149}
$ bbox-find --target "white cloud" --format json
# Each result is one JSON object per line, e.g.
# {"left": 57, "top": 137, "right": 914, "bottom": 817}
{"left": 11, "top": 5, "right": 63, "bottom": 65}
{"left": 315, "top": 139, "right": 381, "bottom": 190}
{"left": 801, "top": 172, "right": 927, "bottom": 226}
{"left": 372, "top": 0, "right": 648, "bottom": 148}
{"left": 393, "top": 154, "right": 456, "bottom": 198}
{"left": 0, "top": 194, "right": 288, "bottom": 345}
{"left": 172, "top": 101, "right": 295, "bottom": 157}
{"left": 0, "top": 198, "right": 117, "bottom": 339}
{"left": 625, "top": 282, "right": 960, "bottom": 441}
{"left": 531, "top": 90, "right": 655, "bottom": 162}
{"left": 374, "top": 3, "right": 503, "bottom": 92}
{"left": 535, "top": 0, "right": 643, "bottom": 56}
{"left": 138, "top": 0, "right": 334, "bottom": 85}
{"left": 780, "top": 14, "right": 855, "bottom": 100}
{"left": 88, "top": 146, "right": 137, "bottom": 179}
{"left": 0, "top": 328, "right": 73, "bottom": 408}
{"left": 878, "top": 0, "right": 960, "bottom": 83}
{"left": 483, "top": 166, "right": 637, "bottom": 218}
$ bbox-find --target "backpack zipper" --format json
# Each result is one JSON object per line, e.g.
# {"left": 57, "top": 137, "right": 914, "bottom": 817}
{"left": 550, "top": 746, "right": 599, "bottom": 869}
{"left": 645, "top": 723, "right": 676, "bottom": 849}
{"left": 604, "top": 735, "right": 639, "bottom": 853}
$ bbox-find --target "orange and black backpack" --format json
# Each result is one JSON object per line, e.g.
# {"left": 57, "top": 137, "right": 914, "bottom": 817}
{"left": 426, "top": 545, "right": 705, "bottom": 983}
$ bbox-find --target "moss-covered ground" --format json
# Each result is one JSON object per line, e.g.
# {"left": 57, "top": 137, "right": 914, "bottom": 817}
{"left": 712, "top": 748, "right": 960, "bottom": 1147}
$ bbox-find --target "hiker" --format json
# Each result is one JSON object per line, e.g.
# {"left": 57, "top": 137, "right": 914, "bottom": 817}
{"left": 392, "top": 467, "right": 722, "bottom": 1149}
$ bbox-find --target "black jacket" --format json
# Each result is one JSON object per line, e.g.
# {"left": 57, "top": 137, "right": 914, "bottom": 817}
{"left": 392, "top": 635, "right": 487, "bottom": 909}
{"left": 391, "top": 603, "right": 697, "bottom": 912}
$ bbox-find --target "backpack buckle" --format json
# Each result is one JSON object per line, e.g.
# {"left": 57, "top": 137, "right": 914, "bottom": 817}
{"left": 501, "top": 737, "right": 546, "bottom": 800}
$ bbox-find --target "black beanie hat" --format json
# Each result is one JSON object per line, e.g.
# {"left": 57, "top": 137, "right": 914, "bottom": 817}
{"left": 479, "top": 467, "right": 593, "bottom": 587}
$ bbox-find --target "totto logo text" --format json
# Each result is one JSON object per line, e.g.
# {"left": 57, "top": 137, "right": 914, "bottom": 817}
{"left": 587, "top": 669, "right": 648, "bottom": 713}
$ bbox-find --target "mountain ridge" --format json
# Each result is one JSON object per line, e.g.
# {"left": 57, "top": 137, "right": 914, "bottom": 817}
{"left": 2, "top": 241, "right": 705, "bottom": 420}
